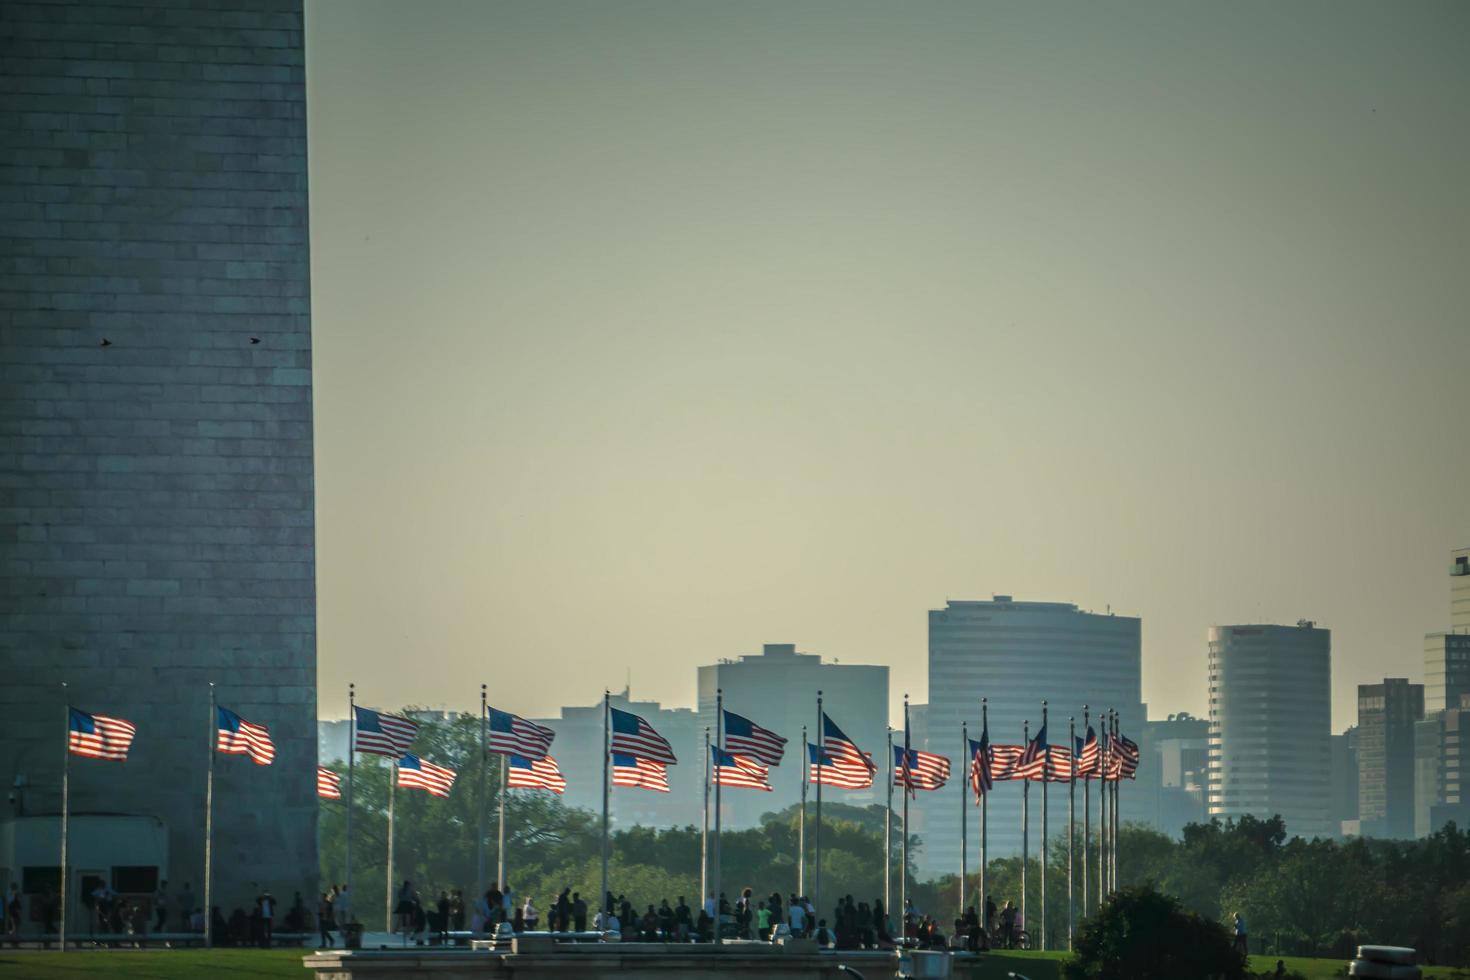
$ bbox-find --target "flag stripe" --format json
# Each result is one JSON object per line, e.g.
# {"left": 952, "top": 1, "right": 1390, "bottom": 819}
{"left": 317, "top": 767, "right": 342, "bottom": 799}
{"left": 722, "top": 709, "right": 787, "bottom": 767}
{"left": 712, "top": 747, "right": 772, "bottom": 791}
{"left": 68, "top": 708, "right": 136, "bottom": 761}
{"left": 216, "top": 706, "right": 275, "bottom": 765}
{"left": 506, "top": 754, "right": 567, "bottom": 794}
{"left": 612, "top": 754, "right": 670, "bottom": 792}
{"left": 354, "top": 706, "right": 419, "bottom": 758}
{"left": 487, "top": 708, "right": 556, "bottom": 759}
{"left": 398, "top": 754, "right": 457, "bottom": 798}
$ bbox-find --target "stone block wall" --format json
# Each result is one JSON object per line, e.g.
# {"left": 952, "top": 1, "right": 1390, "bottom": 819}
{"left": 0, "top": 0, "right": 317, "bottom": 913}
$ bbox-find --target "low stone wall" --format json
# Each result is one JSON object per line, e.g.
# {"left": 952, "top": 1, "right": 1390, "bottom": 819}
{"left": 303, "top": 940, "right": 985, "bottom": 979}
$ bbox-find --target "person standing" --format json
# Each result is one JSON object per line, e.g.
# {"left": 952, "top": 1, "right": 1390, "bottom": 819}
{"left": 436, "top": 891, "right": 451, "bottom": 943}
{"left": 318, "top": 891, "right": 335, "bottom": 948}
{"left": 258, "top": 891, "right": 274, "bottom": 948}
{"left": 6, "top": 884, "right": 22, "bottom": 940}
{"left": 521, "top": 896, "right": 538, "bottom": 932}
{"left": 573, "top": 892, "right": 588, "bottom": 933}
{"left": 554, "top": 888, "right": 571, "bottom": 932}
{"left": 151, "top": 880, "right": 168, "bottom": 933}
{"left": 335, "top": 884, "right": 353, "bottom": 930}
{"left": 1233, "top": 912, "right": 1248, "bottom": 955}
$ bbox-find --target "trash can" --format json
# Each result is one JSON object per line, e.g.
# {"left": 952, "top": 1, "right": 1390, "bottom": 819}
{"left": 344, "top": 922, "right": 364, "bottom": 950}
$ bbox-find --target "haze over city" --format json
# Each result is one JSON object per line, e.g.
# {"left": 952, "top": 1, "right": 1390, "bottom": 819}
{"left": 307, "top": 0, "right": 1470, "bottom": 729}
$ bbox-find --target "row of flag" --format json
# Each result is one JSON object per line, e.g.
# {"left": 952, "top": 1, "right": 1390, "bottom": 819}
{"left": 66, "top": 701, "right": 1141, "bottom": 806}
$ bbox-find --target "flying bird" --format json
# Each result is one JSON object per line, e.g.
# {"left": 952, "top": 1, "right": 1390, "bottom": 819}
{"left": 99, "top": 339, "right": 111, "bottom": 347}
{"left": 250, "top": 337, "right": 260, "bottom": 344}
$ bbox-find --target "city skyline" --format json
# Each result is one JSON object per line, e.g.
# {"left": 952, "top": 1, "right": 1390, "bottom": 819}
{"left": 307, "top": 0, "right": 1470, "bottom": 733}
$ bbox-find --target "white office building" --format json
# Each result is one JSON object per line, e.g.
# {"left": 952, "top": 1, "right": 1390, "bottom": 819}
{"left": 925, "top": 598, "right": 1144, "bottom": 876}
{"left": 1207, "top": 622, "right": 1332, "bottom": 840}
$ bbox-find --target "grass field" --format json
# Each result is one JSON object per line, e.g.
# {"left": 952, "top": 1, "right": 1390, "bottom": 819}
{"left": 0, "top": 948, "right": 1465, "bottom": 979}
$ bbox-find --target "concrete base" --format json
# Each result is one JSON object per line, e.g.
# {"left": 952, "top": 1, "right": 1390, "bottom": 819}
{"left": 303, "top": 943, "right": 986, "bottom": 979}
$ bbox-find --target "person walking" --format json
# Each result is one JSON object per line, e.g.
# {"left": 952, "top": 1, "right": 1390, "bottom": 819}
{"left": 1233, "top": 912, "right": 1248, "bottom": 955}
{"left": 436, "top": 891, "right": 451, "bottom": 943}
{"left": 6, "top": 884, "right": 21, "bottom": 941}
{"left": 318, "top": 891, "right": 335, "bottom": 948}
{"left": 335, "top": 885, "right": 353, "bottom": 930}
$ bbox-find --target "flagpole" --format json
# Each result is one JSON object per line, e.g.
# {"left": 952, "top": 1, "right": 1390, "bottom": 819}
{"left": 713, "top": 689, "right": 723, "bottom": 944}
{"left": 59, "top": 685, "right": 69, "bottom": 953}
{"left": 1111, "top": 710, "right": 1120, "bottom": 894}
{"left": 204, "top": 683, "right": 216, "bottom": 948}
{"left": 884, "top": 728, "right": 892, "bottom": 917}
{"left": 497, "top": 754, "right": 507, "bottom": 891}
{"left": 1041, "top": 701, "right": 1048, "bottom": 952}
{"left": 346, "top": 685, "right": 356, "bottom": 898}
{"left": 979, "top": 698, "right": 987, "bottom": 921}
{"left": 960, "top": 720, "right": 968, "bottom": 918}
{"left": 1067, "top": 714, "right": 1075, "bottom": 949}
{"left": 1082, "top": 706, "right": 1090, "bottom": 918}
{"left": 385, "top": 760, "right": 395, "bottom": 932}
{"left": 599, "top": 690, "right": 610, "bottom": 920}
{"left": 1098, "top": 709, "right": 1108, "bottom": 901}
{"left": 799, "top": 725, "right": 811, "bottom": 899}
{"left": 901, "top": 694, "right": 910, "bottom": 932}
{"left": 477, "top": 685, "right": 487, "bottom": 902}
{"left": 814, "top": 690, "right": 823, "bottom": 913}
{"left": 701, "top": 726, "right": 710, "bottom": 906}
{"left": 1021, "top": 718, "right": 1029, "bottom": 942}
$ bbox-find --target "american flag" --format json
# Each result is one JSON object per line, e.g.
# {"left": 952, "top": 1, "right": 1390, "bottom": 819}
{"left": 611, "top": 753, "right": 669, "bottom": 792}
{"left": 507, "top": 754, "right": 566, "bottom": 794}
{"left": 712, "top": 747, "right": 772, "bottom": 791}
{"left": 609, "top": 707, "right": 678, "bottom": 765}
{"left": 216, "top": 706, "right": 275, "bottom": 765}
{"left": 893, "top": 746, "right": 951, "bottom": 793}
{"left": 486, "top": 708, "right": 555, "bottom": 759}
{"left": 1015, "top": 723, "right": 1049, "bottom": 780}
{"left": 821, "top": 713, "right": 876, "bottom": 776}
{"left": 1038, "top": 744, "right": 1074, "bottom": 782}
{"left": 353, "top": 706, "right": 418, "bottom": 758}
{"left": 1106, "top": 733, "right": 1139, "bottom": 780}
{"left": 969, "top": 735, "right": 992, "bottom": 801}
{"left": 67, "top": 707, "right": 136, "bottom": 761}
{"left": 808, "top": 743, "right": 874, "bottom": 789}
{"left": 317, "top": 767, "right": 342, "bottom": 800}
{"left": 722, "top": 709, "right": 787, "bottom": 766}
{"left": 986, "top": 744, "right": 1025, "bottom": 782}
{"left": 397, "top": 753, "right": 457, "bottom": 798}
{"left": 1075, "top": 727, "right": 1100, "bottom": 779}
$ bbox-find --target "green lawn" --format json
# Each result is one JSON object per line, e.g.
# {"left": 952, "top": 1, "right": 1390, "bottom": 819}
{"left": 1247, "top": 955, "right": 1470, "bottom": 980}
{"left": 970, "top": 949, "right": 1069, "bottom": 978}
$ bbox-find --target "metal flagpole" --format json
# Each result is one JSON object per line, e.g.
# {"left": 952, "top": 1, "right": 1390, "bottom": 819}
{"left": 497, "top": 755, "right": 507, "bottom": 891}
{"left": 59, "top": 685, "right": 70, "bottom": 953}
{"left": 884, "top": 728, "right": 892, "bottom": 916}
{"left": 979, "top": 699, "right": 988, "bottom": 920}
{"left": 1021, "top": 718, "right": 1029, "bottom": 942}
{"left": 798, "top": 725, "right": 807, "bottom": 898}
{"left": 1041, "top": 701, "right": 1048, "bottom": 952}
{"left": 205, "top": 683, "right": 216, "bottom": 947}
{"left": 708, "top": 725, "right": 714, "bottom": 910}
{"left": 713, "top": 690, "right": 723, "bottom": 944}
{"left": 901, "top": 695, "right": 910, "bottom": 930}
{"left": 477, "top": 685, "right": 486, "bottom": 902}
{"left": 346, "top": 684, "right": 355, "bottom": 894}
{"left": 1082, "top": 706, "right": 1090, "bottom": 917}
{"left": 385, "top": 761, "right": 396, "bottom": 932}
{"left": 600, "top": 691, "right": 610, "bottom": 919}
{"left": 814, "top": 691, "right": 823, "bottom": 913}
{"left": 1112, "top": 710, "right": 1120, "bottom": 894}
{"left": 1068, "top": 714, "right": 1075, "bottom": 948}
{"left": 960, "top": 721, "right": 968, "bottom": 917}
{"left": 1098, "top": 708, "right": 1108, "bottom": 901}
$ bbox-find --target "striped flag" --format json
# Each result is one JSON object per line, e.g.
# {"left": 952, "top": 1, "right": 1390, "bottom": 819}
{"left": 486, "top": 708, "right": 555, "bottom": 759}
{"left": 1106, "top": 733, "right": 1139, "bottom": 780}
{"left": 609, "top": 707, "right": 678, "bottom": 765}
{"left": 1039, "top": 743, "right": 1074, "bottom": 782}
{"left": 722, "top": 709, "right": 787, "bottom": 766}
{"left": 353, "top": 706, "right": 418, "bottom": 758}
{"left": 1076, "top": 727, "right": 1100, "bottom": 779}
{"left": 611, "top": 753, "right": 670, "bottom": 792}
{"left": 807, "top": 743, "right": 873, "bottom": 789}
{"left": 317, "top": 767, "right": 342, "bottom": 800}
{"left": 507, "top": 754, "right": 566, "bottom": 794}
{"left": 397, "top": 753, "right": 457, "bottom": 798}
{"left": 1015, "top": 723, "right": 1049, "bottom": 780}
{"left": 216, "top": 706, "right": 275, "bottom": 765}
{"left": 969, "top": 735, "right": 992, "bottom": 801}
{"left": 67, "top": 707, "right": 136, "bottom": 761}
{"left": 821, "top": 713, "right": 875, "bottom": 776}
{"left": 894, "top": 746, "right": 951, "bottom": 793}
{"left": 987, "top": 744, "right": 1025, "bottom": 781}
{"left": 712, "top": 747, "right": 772, "bottom": 791}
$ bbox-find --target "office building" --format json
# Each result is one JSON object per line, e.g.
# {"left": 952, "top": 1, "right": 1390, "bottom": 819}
{"left": 532, "top": 689, "right": 700, "bottom": 829}
{"left": 1452, "top": 548, "right": 1470, "bottom": 632}
{"left": 1207, "top": 623, "right": 1332, "bottom": 840}
{"left": 1430, "top": 695, "right": 1470, "bottom": 833}
{"left": 1331, "top": 727, "right": 1360, "bottom": 836}
{"left": 0, "top": 1, "right": 315, "bottom": 922}
{"left": 926, "top": 598, "right": 1143, "bottom": 875}
{"left": 1356, "top": 679, "right": 1424, "bottom": 839}
{"left": 697, "top": 643, "right": 889, "bottom": 829}
{"left": 1415, "top": 715, "right": 1443, "bottom": 838}
{"left": 1139, "top": 714, "right": 1210, "bottom": 838}
{"left": 1424, "top": 633, "right": 1470, "bottom": 716}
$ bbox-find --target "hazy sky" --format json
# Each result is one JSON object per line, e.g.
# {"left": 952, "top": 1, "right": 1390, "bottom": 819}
{"left": 305, "top": 1, "right": 1470, "bottom": 731}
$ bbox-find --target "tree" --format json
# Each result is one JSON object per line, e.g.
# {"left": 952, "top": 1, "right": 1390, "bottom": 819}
{"left": 1066, "top": 884, "right": 1246, "bottom": 980}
